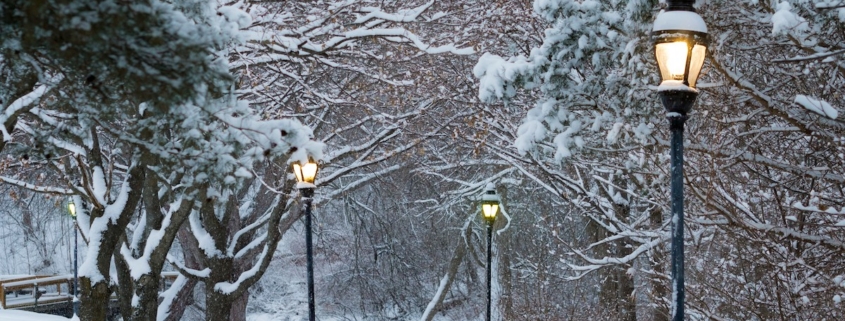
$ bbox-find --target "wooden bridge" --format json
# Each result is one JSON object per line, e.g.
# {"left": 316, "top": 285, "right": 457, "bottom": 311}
{"left": 0, "top": 274, "right": 74, "bottom": 311}
{"left": 1, "top": 272, "right": 179, "bottom": 317}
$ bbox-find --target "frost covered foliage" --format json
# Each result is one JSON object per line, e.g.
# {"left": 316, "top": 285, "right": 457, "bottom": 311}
{"left": 0, "top": 1, "right": 322, "bottom": 321}
{"left": 2, "top": 0, "right": 478, "bottom": 319}
{"left": 680, "top": 1, "right": 845, "bottom": 319}
{"left": 0, "top": 0, "right": 237, "bottom": 109}
{"left": 475, "top": 0, "right": 658, "bottom": 159}
{"left": 474, "top": 2, "right": 662, "bottom": 319}
{"left": 474, "top": 0, "right": 845, "bottom": 320}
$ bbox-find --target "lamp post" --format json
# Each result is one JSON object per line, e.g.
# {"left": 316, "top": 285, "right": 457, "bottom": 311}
{"left": 293, "top": 159, "right": 319, "bottom": 321}
{"left": 652, "top": 1, "right": 708, "bottom": 320}
{"left": 67, "top": 199, "right": 79, "bottom": 317}
{"left": 480, "top": 183, "right": 500, "bottom": 321}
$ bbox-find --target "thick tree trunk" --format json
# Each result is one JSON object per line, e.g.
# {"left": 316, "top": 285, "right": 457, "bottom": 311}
{"left": 205, "top": 255, "right": 236, "bottom": 321}
{"left": 80, "top": 221, "right": 134, "bottom": 321}
{"left": 130, "top": 274, "right": 161, "bottom": 321}
{"left": 114, "top": 245, "right": 134, "bottom": 321}
{"left": 229, "top": 291, "right": 249, "bottom": 321}
{"left": 588, "top": 218, "right": 615, "bottom": 311}
{"left": 193, "top": 165, "right": 294, "bottom": 321}
{"left": 80, "top": 277, "right": 112, "bottom": 321}
{"left": 496, "top": 215, "right": 514, "bottom": 319}
{"left": 617, "top": 237, "right": 636, "bottom": 321}
{"left": 650, "top": 208, "right": 670, "bottom": 321}
{"left": 206, "top": 289, "right": 234, "bottom": 321}
{"left": 420, "top": 220, "right": 471, "bottom": 321}
{"left": 163, "top": 226, "right": 205, "bottom": 321}
{"left": 78, "top": 133, "right": 148, "bottom": 321}
{"left": 615, "top": 204, "right": 636, "bottom": 321}
{"left": 589, "top": 206, "right": 637, "bottom": 321}
{"left": 128, "top": 182, "right": 197, "bottom": 321}
{"left": 163, "top": 278, "right": 198, "bottom": 321}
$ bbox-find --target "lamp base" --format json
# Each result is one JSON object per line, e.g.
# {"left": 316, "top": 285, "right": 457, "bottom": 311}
{"left": 659, "top": 90, "right": 699, "bottom": 115}
{"left": 299, "top": 187, "right": 315, "bottom": 198}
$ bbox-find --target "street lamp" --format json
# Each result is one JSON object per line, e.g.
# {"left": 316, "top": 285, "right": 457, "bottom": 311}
{"left": 67, "top": 199, "right": 79, "bottom": 317}
{"left": 480, "top": 183, "right": 500, "bottom": 321}
{"left": 652, "top": 1, "right": 708, "bottom": 320}
{"left": 292, "top": 159, "right": 319, "bottom": 321}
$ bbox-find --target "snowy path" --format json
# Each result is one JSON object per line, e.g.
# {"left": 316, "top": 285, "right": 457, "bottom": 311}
{"left": 0, "top": 310, "right": 71, "bottom": 321}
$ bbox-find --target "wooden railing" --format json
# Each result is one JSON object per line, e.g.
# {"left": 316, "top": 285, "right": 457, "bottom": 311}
{"left": 0, "top": 275, "right": 74, "bottom": 309}
{"left": 1, "top": 272, "right": 181, "bottom": 310}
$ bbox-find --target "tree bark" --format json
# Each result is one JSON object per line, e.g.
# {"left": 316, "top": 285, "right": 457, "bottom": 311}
{"left": 496, "top": 213, "right": 514, "bottom": 319}
{"left": 78, "top": 131, "right": 148, "bottom": 321}
{"left": 130, "top": 274, "right": 161, "bottom": 321}
{"left": 128, "top": 186, "right": 197, "bottom": 321}
{"left": 617, "top": 236, "right": 636, "bottom": 321}
{"left": 420, "top": 219, "right": 471, "bottom": 321}
{"left": 650, "top": 208, "right": 670, "bottom": 321}
{"left": 229, "top": 291, "right": 249, "bottom": 321}
{"left": 163, "top": 226, "right": 205, "bottom": 321}
{"left": 114, "top": 238, "right": 134, "bottom": 321}
{"left": 206, "top": 290, "right": 234, "bottom": 321}
{"left": 0, "top": 52, "right": 39, "bottom": 153}
{"left": 80, "top": 277, "right": 112, "bottom": 321}
{"left": 162, "top": 278, "right": 198, "bottom": 321}
{"left": 615, "top": 204, "right": 636, "bottom": 321}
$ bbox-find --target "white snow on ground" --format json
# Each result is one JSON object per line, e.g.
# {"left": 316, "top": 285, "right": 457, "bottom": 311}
{"left": 0, "top": 310, "right": 75, "bottom": 321}
{"left": 247, "top": 313, "right": 346, "bottom": 321}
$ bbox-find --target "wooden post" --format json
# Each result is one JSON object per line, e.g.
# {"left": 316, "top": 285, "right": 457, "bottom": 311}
{"left": 1, "top": 282, "right": 6, "bottom": 309}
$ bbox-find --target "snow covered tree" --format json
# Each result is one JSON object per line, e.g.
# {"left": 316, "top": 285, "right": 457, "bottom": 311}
{"left": 1, "top": 0, "right": 841, "bottom": 320}
{"left": 0, "top": 1, "right": 320, "bottom": 320}
{"left": 676, "top": 1, "right": 845, "bottom": 318}
{"left": 474, "top": 0, "right": 664, "bottom": 319}
{"left": 475, "top": 0, "right": 845, "bottom": 319}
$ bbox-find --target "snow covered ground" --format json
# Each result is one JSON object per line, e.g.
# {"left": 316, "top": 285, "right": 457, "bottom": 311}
{"left": 0, "top": 310, "right": 75, "bottom": 321}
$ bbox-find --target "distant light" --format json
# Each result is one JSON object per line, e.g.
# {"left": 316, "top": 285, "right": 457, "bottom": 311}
{"left": 68, "top": 200, "right": 77, "bottom": 218}
{"left": 481, "top": 183, "right": 500, "bottom": 222}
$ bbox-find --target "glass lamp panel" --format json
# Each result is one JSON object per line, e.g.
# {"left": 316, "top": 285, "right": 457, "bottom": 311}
{"left": 655, "top": 41, "right": 689, "bottom": 82}
{"left": 301, "top": 162, "right": 318, "bottom": 183}
{"left": 292, "top": 163, "right": 304, "bottom": 183}
{"left": 68, "top": 201, "right": 76, "bottom": 217}
{"left": 687, "top": 44, "right": 707, "bottom": 88}
{"left": 482, "top": 203, "right": 499, "bottom": 219}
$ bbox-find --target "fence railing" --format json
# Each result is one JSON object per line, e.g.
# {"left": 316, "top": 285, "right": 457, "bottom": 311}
{"left": 0, "top": 275, "right": 74, "bottom": 309}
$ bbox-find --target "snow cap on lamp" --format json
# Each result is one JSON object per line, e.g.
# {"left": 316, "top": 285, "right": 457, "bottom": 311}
{"left": 652, "top": 0, "right": 709, "bottom": 115}
{"left": 481, "top": 183, "right": 500, "bottom": 222}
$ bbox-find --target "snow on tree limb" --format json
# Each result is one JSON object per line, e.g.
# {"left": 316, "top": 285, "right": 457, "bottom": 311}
{"left": 795, "top": 95, "right": 839, "bottom": 119}
{"left": 0, "top": 175, "right": 73, "bottom": 194}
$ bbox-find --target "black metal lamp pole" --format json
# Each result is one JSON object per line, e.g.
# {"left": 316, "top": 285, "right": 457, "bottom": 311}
{"left": 668, "top": 111, "right": 687, "bottom": 321}
{"left": 652, "top": 1, "right": 708, "bottom": 320}
{"left": 73, "top": 218, "right": 79, "bottom": 316}
{"left": 302, "top": 187, "right": 315, "bottom": 321}
{"left": 486, "top": 222, "right": 493, "bottom": 321}
{"left": 480, "top": 184, "right": 500, "bottom": 321}
{"left": 293, "top": 159, "right": 319, "bottom": 321}
{"left": 68, "top": 200, "right": 80, "bottom": 317}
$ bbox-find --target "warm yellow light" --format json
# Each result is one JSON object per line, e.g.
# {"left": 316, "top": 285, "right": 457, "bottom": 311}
{"left": 687, "top": 44, "right": 706, "bottom": 88}
{"left": 482, "top": 203, "right": 499, "bottom": 219}
{"left": 656, "top": 41, "right": 689, "bottom": 81}
{"left": 292, "top": 161, "right": 318, "bottom": 184}
{"left": 68, "top": 200, "right": 76, "bottom": 218}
